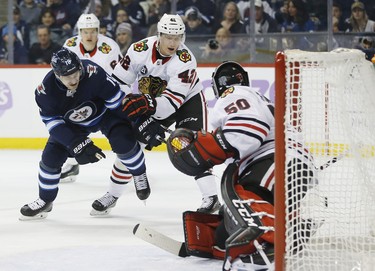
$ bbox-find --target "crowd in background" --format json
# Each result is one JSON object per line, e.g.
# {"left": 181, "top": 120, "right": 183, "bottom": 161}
{"left": 0, "top": 0, "right": 375, "bottom": 64}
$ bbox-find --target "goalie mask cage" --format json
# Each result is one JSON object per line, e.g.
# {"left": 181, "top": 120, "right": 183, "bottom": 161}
{"left": 274, "top": 48, "right": 375, "bottom": 271}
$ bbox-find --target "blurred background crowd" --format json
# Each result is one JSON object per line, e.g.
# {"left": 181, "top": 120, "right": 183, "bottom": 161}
{"left": 0, "top": 0, "right": 374, "bottom": 64}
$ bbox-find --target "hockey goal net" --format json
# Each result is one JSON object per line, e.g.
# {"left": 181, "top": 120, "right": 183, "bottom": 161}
{"left": 274, "top": 48, "right": 375, "bottom": 271}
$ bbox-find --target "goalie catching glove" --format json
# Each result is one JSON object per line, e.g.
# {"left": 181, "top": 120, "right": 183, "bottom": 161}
{"left": 167, "top": 128, "right": 236, "bottom": 176}
{"left": 133, "top": 116, "right": 165, "bottom": 150}
{"left": 68, "top": 138, "right": 106, "bottom": 165}
{"left": 121, "top": 93, "right": 156, "bottom": 120}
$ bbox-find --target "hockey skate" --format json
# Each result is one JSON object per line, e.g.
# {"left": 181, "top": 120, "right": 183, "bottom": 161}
{"left": 225, "top": 241, "right": 275, "bottom": 271}
{"left": 197, "top": 195, "right": 221, "bottom": 214}
{"left": 60, "top": 164, "right": 79, "bottom": 183}
{"left": 133, "top": 173, "right": 150, "bottom": 201}
{"left": 19, "top": 198, "right": 53, "bottom": 221}
{"left": 90, "top": 192, "right": 118, "bottom": 216}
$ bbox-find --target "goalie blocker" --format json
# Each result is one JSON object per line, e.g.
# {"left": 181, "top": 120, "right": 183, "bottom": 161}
{"left": 167, "top": 127, "right": 236, "bottom": 176}
{"left": 182, "top": 163, "right": 275, "bottom": 270}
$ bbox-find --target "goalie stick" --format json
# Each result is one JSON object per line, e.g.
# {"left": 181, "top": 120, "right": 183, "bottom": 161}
{"left": 133, "top": 223, "right": 190, "bottom": 258}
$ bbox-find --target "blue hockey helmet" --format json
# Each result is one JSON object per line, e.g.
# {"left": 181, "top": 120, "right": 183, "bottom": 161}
{"left": 212, "top": 61, "right": 249, "bottom": 98}
{"left": 51, "top": 48, "right": 83, "bottom": 77}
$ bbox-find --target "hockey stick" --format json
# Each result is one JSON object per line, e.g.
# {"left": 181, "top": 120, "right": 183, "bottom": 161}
{"left": 133, "top": 223, "right": 189, "bottom": 258}
{"left": 317, "top": 151, "right": 348, "bottom": 171}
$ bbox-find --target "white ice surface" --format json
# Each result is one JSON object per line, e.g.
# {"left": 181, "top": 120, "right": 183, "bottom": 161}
{"left": 0, "top": 150, "right": 225, "bottom": 271}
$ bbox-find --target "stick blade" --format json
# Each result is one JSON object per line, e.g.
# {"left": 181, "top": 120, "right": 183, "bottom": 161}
{"left": 133, "top": 223, "right": 189, "bottom": 257}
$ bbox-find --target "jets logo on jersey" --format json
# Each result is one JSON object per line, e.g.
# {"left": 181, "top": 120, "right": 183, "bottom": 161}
{"left": 86, "top": 64, "right": 98, "bottom": 78}
{"left": 134, "top": 40, "right": 149, "bottom": 52}
{"left": 36, "top": 83, "right": 46, "bottom": 95}
{"left": 65, "top": 101, "right": 97, "bottom": 123}
{"left": 98, "top": 42, "right": 112, "bottom": 54}
{"left": 66, "top": 37, "right": 78, "bottom": 47}
{"left": 177, "top": 49, "right": 191, "bottom": 63}
{"left": 221, "top": 87, "right": 235, "bottom": 98}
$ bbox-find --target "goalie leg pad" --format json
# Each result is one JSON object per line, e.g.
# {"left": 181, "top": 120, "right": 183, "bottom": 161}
{"left": 183, "top": 211, "right": 224, "bottom": 259}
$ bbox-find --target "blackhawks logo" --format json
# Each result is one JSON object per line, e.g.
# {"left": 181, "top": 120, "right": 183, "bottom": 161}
{"left": 177, "top": 49, "right": 191, "bottom": 63}
{"left": 66, "top": 37, "right": 78, "bottom": 47}
{"left": 134, "top": 40, "right": 149, "bottom": 52}
{"left": 138, "top": 76, "right": 167, "bottom": 97}
{"left": 98, "top": 42, "right": 112, "bottom": 54}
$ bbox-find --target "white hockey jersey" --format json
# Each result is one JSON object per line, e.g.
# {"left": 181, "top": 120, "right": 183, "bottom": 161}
{"left": 112, "top": 35, "right": 202, "bottom": 120}
{"left": 63, "top": 34, "right": 122, "bottom": 74}
{"left": 210, "top": 85, "right": 275, "bottom": 176}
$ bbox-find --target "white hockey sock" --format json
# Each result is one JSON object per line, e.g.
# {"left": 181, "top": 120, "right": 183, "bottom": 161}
{"left": 109, "top": 158, "right": 132, "bottom": 198}
{"left": 195, "top": 173, "right": 217, "bottom": 198}
{"left": 65, "top": 157, "right": 78, "bottom": 166}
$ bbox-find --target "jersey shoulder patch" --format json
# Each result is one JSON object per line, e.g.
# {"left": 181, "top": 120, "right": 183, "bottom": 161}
{"left": 98, "top": 42, "right": 112, "bottom": 54}
{"left": 65, "top": 37, "right": 78, "bottom": 47}
{"left": 36, "top": 83, "right": 46, "bottom": 95}
{"left": 221, "top": 87, "right": 235, "bottom": 98}
{"left": 176, "top": 49, "right": 191, "bottom": 63}
{"left": 133, "top": 39, "right": 149, "bottom": 52}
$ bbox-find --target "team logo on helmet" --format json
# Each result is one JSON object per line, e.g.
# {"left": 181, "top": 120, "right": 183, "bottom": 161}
{"left": 177, "top": 49, "right": 191, "bottom": 63}
{"left": 98, "top": 42, "right": 112, "bottom": 54}
{"left": 221, "top": 86, "right": 235, "bottom": 98}
{"left": 134, "top": 40, "right": 149, "bottom": 52}
{"left": 66, "top": 37, "right": 78, "bottom": 47}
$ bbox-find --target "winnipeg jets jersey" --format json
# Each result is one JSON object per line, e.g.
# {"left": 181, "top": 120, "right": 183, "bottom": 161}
{"left": 63, "top": 34, "right": 122, "bottom": 74}
{"left": 35, "top": 60, "right": 124, "bottom": 148}
{"left": 112, "top": 35, "right": 202, "bottom": 120}
{"left": 210, "top": 85, "right": 275, "bottom": 175}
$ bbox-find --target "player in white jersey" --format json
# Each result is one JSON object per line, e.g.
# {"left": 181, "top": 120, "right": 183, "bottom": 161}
{"left": 165, "top": 61, "right": 318, "bottom": 270}
{"left": 91, "top": 14, "right": 221, "bottom": 214}
{"left": 60, "top": 14, "right": 123, "bottom": 185}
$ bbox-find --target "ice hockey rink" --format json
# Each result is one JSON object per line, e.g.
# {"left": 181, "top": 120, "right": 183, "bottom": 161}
{"left": 0, "top": 150, "right": 226, "bottom": 271}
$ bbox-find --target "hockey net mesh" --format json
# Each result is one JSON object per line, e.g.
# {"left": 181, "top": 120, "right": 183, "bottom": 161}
{"left": 280, "top": 48, "right": 375, "bottom": 270}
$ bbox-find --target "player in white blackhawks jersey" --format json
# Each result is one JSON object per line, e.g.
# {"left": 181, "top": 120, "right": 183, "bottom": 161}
{"left": 92, "top": 13, "right": 221, "bottom": 214}
{"left": 60, "top": 15, "right": 121, "bottom": 185}
{"left": 166, "top": 61, "right": 318, "bottom": 270}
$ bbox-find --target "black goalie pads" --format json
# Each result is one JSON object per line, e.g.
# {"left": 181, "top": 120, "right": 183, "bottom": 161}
{"left": 166, "top": 128, "right": 235, "bottom": 176}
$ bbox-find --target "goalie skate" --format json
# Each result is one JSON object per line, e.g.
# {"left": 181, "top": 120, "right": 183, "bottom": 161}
{"left": 90, "top": 192, "right": 118, "bottom": 216}
{"left": 60, "top": 164, "right": 79, "bottom": 183}
{"left": 19, "top": 198, "right": 53, "bottom": 221}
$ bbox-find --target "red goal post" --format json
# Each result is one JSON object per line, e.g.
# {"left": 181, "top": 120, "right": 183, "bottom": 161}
{"left": 274, "top": 49, "right": 375, "bottom": 271}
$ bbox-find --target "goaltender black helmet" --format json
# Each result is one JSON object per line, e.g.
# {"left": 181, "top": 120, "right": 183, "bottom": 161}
{"left": 212, "top": 61, "right": 249, "bottom": 98}
{"left": 51, "top": 48, "right": 83, "bottom": 76}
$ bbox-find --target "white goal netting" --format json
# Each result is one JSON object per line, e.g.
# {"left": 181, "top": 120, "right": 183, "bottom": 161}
{"left": 281, "top": 48, "right": 375, "bottom": 271}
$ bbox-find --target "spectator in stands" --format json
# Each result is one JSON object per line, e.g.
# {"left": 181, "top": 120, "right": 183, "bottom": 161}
{"left": 184, "top": 6, "right": 212, "bottom": 36}
{"left": 112, "top": 0, "right": 146, "bottom": 27}
{"left": 201, "top": 27, "right": 246, "bottom": 62}
{"left": 115, "top": 22, "right": 132, "bottom": 55}
{"left": 237, "top": 0, "right": 277, "bottom": 21}
{"left": 140, "top": 0, "right": 170, "bottom": 27}
{"left": 6, "top": 5, "right": 31, "bottom": 49}
{"left": 345, "top": 1, "right": 375, "bottom": 33}
{"left": 281, "top": 0, "right": 317, "bottom": 32}
{"left": 111, "top": 7, "right": 145, "bottom": 42}
{"left": 19, "top": 0, "right": 43, "bottom": 29}
{"left": 212, "top": 1, "right": 246, "bottom": 34}
{"left": 28, "top": 25, "right": 60, "bottom": 64}
{"left": 46, "top": 0, "right": 81, "bottom": 37}
{"left": 332, "top": 1, "right": 348, "bottom": 32}
{"left": 177, "top": 0, "right": 216, "bottom": 27}
{"left": 0, "top": 25, "right": 28, "bottom": 64}
{"left": 355, "top": 36, "right": 375, "bottom": 61}
{"left": 29, "top": 7, "right": 67, "bottom": 46}
{"left": 243, "top": 0, "right": 279, "bottom": 34}
{"left": 91, "top": 0, "right": 114, "bottom": 38}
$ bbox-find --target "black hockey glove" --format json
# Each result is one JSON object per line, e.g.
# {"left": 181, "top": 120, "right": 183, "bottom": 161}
{"left": 121, "top": 93, "right": 156, "bottom": 120}
{"left": 69, "top": 138, "right": 106, "bottom": 165}
{"left": 134, "top": 117, "right": 165, "bottom": 150}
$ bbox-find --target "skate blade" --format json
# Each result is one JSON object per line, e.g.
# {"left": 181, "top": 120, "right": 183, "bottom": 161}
{"left": 59, "top": 176, "right": 77, "bottom": 183}
{"left": 90, "top": 208, "right": 112, "bottom": 216}
{"left": 19, "top": 212, "right": 49, "bottom": 221}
